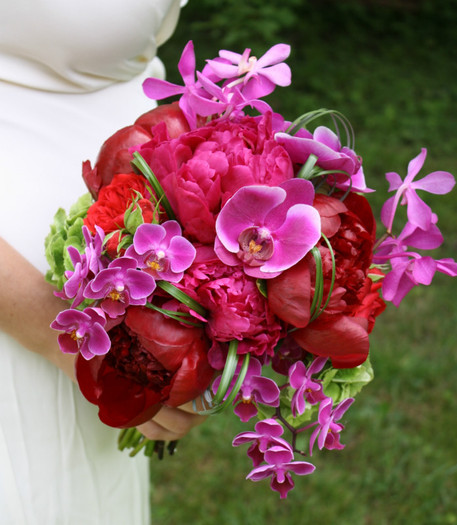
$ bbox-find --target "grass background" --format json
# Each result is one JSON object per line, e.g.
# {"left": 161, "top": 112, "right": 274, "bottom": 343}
{"left": 148, "top": 1, "right": 457, "bottom": 523}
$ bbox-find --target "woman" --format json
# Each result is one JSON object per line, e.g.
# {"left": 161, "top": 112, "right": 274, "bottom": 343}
{"left": 0, "top": 1, "right": 203, "bottom": 523}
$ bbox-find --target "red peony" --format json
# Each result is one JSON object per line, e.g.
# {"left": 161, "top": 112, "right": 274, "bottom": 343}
{"left": 137, "top": 112, "right": 294, "bottom": 244}
{"left": 268, "top": 192, "right": 385, "bottom": 368}
{"left": 75, "top": 307, "right": 214, "bottom": 428}
{"left": 82, "top": 102, "right": 190, "bottom": 197}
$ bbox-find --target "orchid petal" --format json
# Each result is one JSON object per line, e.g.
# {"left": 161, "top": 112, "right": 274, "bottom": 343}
{"left": 412, "top": 170, "right": 455, "bottom": 194}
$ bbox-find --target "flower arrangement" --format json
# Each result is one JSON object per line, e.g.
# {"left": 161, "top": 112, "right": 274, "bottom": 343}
{"left": 46, "top": 41, "right": 457, "bottom": 498}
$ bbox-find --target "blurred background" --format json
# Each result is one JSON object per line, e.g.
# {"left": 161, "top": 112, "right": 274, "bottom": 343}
{"left": 149, "top": 1, "right": 457, "bottom": 523}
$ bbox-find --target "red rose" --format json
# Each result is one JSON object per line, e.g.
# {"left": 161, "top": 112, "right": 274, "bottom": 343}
{"left": 75, "top": 307, "right": 214, "bottom": 428}
{"left": 138, "top": 112, "right": 294, "bottom": 244}
{"left": 84, "top": 172, "right": 154, "bottom": 255}
{"left": 82, "top": 102, "right": 190, "bottom": 197}
{"left": 268, "top": 192, "right": 385, "bottom": 368}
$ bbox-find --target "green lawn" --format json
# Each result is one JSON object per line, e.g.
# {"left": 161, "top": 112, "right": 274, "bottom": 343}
{"left": 149, "top": 2, "right": 457, "bottom": 523}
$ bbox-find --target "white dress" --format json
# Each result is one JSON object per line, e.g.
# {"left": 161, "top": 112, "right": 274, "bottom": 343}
{"left": 0, "top": 1, "right": 183, "bottom": 523}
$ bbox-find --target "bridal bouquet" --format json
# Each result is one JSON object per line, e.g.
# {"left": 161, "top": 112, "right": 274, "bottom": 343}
{"left": 46, "top": 41, "right": 457, "bottom": 498}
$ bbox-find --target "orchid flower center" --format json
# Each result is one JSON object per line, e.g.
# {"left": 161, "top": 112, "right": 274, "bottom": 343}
{"left": 238, "top": 53, "right": 257, "bottom": 76}
{"left": 146, "top": 249, "right": 168, "bottom": 273}
{"left": 108, "top": 285, "right": 125, "bottom": 302}
{"left": 238, "top": 226, "right": 274, "bottom": 265}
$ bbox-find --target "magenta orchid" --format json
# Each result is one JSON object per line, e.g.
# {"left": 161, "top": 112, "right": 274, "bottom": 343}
{"left": 381, "top": 148, "right": 455, "bottom": 233}
{"left": 214, "top": 178, "right": 321, "bottom": 278}
{"left": 84, "top": 257, "right": 156, "bottom": 318}
{"left": 289, "top": 357, "right": 328, "bottom": 417}
{"left": 275, "top": 126, "right": 372, "bottom": 193}
{"left": 205, "top": 44, "right": 292, "bottom": 96}
{"left": 246, "top": 445, "right": 315, "bottom": 499}
{"left": 379, "top": 254, "right": 457, "bottom": 307}
{"left": 142, "top": 41, "right": 225, "bottom": 128}
{"left": 125, "top": 221, "right": 196, "bottom": 283}
{"left": 213, "top": 358, "right": 280, "bottom": 422}
{"left": 309, "top": 397, "right": 354, "bottom": 455}
{"left": 59, "top": 226, "right": 107, "bottom": 307}
{"left": 51, "top": 307, "right": 110, "bottom": 360}
{"left": 232, "top": 418, "right": 292, "bottom": 467}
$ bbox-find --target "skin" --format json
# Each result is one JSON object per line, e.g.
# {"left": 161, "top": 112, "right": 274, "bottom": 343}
{"left": 0, "top": 236, "right": 205, "bottom": 441}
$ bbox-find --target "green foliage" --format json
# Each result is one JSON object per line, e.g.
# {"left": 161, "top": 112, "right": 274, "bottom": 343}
{"left": 44, "top": 192, "right": 92, "bottom": 289}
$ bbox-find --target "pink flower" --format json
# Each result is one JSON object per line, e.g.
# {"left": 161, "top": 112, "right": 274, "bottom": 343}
{"left": 212, "top": 357, "right": 280, "bottom": 422}
{"left": 142, "top": 41, "right": 224, "bottom": 129}
{"left": 215, "top": 179, "right": 321, "bottom": 278}
{"left": 84, "top": 257, "right": 156, "bottom": 318}
{"left": 246, "top": 446, "right": 315, "bottom": 499}
{"left": 381, "top": 148, "right": 455, "bottom": 232}
{"left": 275, "top": 126, "right": 371, "bottom": 193}
{"left": 232, "top": 418, "right": 291, "bottom": 467}
{"left": 125, "top": 221, "right": 196, "bottom": 283}
{"left": 138, "top": 113, "right": 293, "bottom": 244}
{"left": 288, "top": 357, "right": 328, "bottom": 417}
{"left": 309, "top": 397, "right": 354, "bottom": 455}
{"left": 51, "top": 307, "right": 110, "bottom": 360}
{"left": 381, "top": 254, "right": 457, "bottom": 307}
{"left": 178, "top": 247, "right": 282, "bottom": 358}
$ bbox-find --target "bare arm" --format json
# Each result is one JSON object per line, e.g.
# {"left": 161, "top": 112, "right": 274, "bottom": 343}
{"left": 0, "top": 236, "right": 76, "bottom": 378}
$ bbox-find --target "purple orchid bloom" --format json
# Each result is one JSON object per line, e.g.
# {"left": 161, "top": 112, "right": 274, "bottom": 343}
{"left": 232, "top": 418, "right": 291, "bottom": 467}
{"left": 125, "top": 221, "right": 196, "bottom": 283}
{"left": 83, "top": 257, "right": 156, "bottom": 318}
{"left": 309, "top": 397, "right": 354, "bottom": 456}
{"left": 51, "top": 307, "right": 110, "bottom": 360}
{"left": 215, "top": 178, "right": 321, "bottom": 279}
{"left": 205, "top": 44, "right": 292, "bottom": 95}
{"left": 213, "top": 358, "right": 280, "bottom": 422}
{"left": 246, "top": 445, "right": 315, "bottom": 499}
{"left": 275, "top": 126, "right": 372, "bottom": 193}
{"left": 381, "top": 148, "right": 455, "bottom": 233}
{"left": 196, "top": 71, "right": 273, "bottom": 120}
{"left": 380, "top": 253, "right": 457, "bottom": 307}
{"left": 142, "top": 40, "right": 225, "bottom": 128}
{"left": 374, "top": 214, "right": 444, "bottom": 262}
{"left": 288, "top": 357, "right": 328, "bottom": 417}
{"left": 60, "top": 226, "right": 107, "bottom": 307}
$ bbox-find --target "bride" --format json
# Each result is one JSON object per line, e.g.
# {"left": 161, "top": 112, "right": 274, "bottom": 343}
{"left": 0, "top": 1, "right": 203, "bottom": 523}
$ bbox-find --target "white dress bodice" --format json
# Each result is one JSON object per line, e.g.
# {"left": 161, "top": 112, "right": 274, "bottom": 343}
{"left": 0, "top": 1, "right": 183, "bottom": 523}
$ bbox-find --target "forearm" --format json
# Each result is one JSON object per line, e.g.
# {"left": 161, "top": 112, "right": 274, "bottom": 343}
{"left": 0, "top": 237, "right": 75, "bottom": 380}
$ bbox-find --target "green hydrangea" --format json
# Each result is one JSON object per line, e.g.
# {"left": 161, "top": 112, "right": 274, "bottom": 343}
{"left": 44, "top": 193, "right": 92, "bottom": 290}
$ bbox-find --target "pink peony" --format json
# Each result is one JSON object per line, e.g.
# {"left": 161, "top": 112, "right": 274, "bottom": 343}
{"left": 178, "top": 247, "right": 283, "bottom": 358}
{"left": 137, "top": 113, "right": 293, "bottom": 244}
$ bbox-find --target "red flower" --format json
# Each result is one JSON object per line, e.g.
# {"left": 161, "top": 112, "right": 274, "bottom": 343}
{"left": 82, "top": 102, "right": 190, "bottom": 197}
{"left": 75, "top": 307, "right": 214, "bottom": 428}
{"left": 268, "top": 193, "right": 385, "bottom": 368}
{"left": 83, "top": 172, "right": 154, "bottom": 256}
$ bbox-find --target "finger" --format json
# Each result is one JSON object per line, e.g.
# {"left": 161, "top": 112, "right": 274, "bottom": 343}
{"left": 137, "top": 405, "right": 206, "bottom": 441}
{"left": 137, "top": 419, "right": 183, "bottom": 442}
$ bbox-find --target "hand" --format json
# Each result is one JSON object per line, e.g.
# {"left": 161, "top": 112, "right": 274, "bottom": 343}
{"left": 136, "top": 402, "right": 207, "bottom": 442}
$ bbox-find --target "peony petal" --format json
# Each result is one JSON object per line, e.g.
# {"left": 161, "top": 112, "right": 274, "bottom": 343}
{"left": 267, "top": 255, "right": 312, "bottom": 328}
{"left": 293, "top": 315, "right": 369, "bottom": 368}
